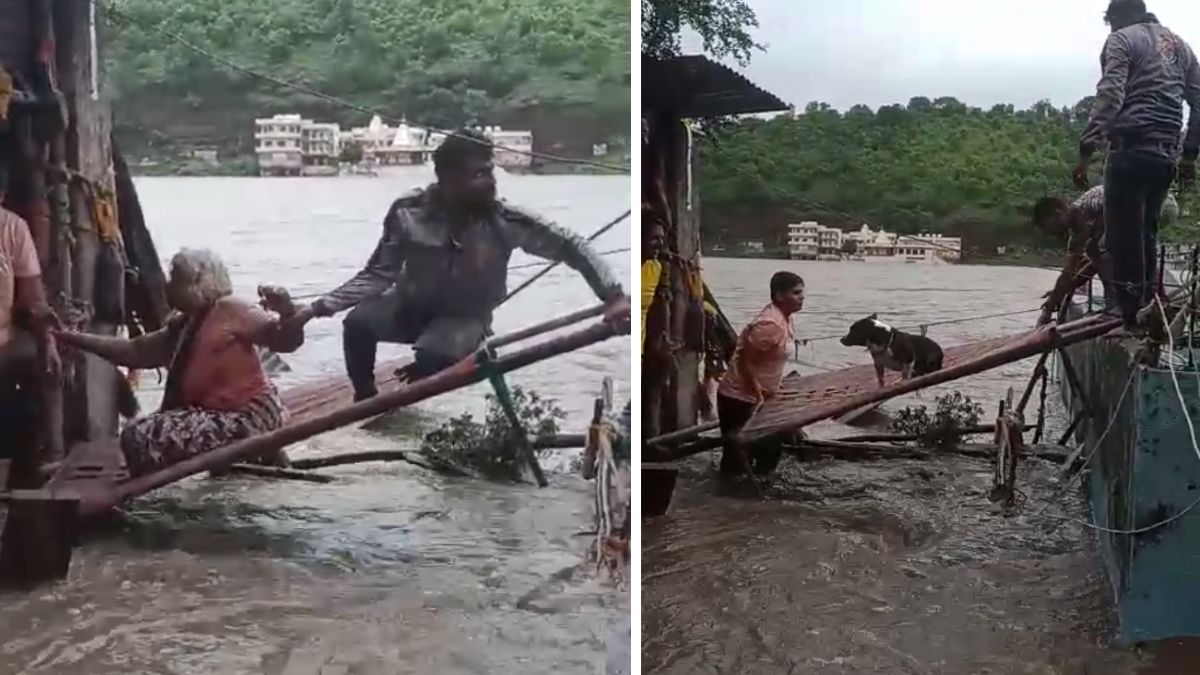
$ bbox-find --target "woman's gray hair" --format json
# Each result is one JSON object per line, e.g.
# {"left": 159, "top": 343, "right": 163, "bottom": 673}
{"left": 170, "top": 248, "right": 233, "bottom": 307}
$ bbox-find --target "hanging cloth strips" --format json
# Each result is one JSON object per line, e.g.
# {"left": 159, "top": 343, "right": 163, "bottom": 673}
{"left": 85, "top": 181, "right": 121, "bottom": 244}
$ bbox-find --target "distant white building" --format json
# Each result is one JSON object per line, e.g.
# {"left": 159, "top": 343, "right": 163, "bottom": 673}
{"left": 338, "top": 118, "right": 534, "bottom": 169}
{"left": 895, "top": 233, "right": 963, "bottom": 262}
{"left": 843, "top": 224, "right": 898, "bottom": 258}
{"left": 255, "top": 114, "right": 304, "bottom": 176}
{"left": 483, "top": 126, "right": 533, "bottom": 169}
{"left": 788, "top": 221, "right": 843, "bottom": 260}
{"left": 255, "top": 114, "right": 341, "bottom": 176}
{"left": 791, "top": 223, "right": 963, "bottom": 263}
{"left": 345, "top": 117, "right": 434, "bottom": 166}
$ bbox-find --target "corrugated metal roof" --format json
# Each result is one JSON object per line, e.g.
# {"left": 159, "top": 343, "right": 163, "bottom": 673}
{"left": 642, "top": 54, "right": 789, "bottom": 119}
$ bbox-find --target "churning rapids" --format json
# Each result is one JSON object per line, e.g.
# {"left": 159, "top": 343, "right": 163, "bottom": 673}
{"left": 643, "top": 257, "right": 1195, "bottom": 675}
{"left": 0, "top": 169, "right": 632, "bottom": 675}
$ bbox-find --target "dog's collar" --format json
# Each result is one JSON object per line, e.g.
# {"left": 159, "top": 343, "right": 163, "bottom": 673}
{"left": 866, "top": 329, "right": 895, "bottom": 353}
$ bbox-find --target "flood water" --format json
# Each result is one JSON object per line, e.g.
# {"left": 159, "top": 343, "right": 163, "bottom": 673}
{"left": 642, "top": 257, "right": 1189, "bottom": 674}
{"left": 0, "top": 169, "right": 632, "bottom": 674}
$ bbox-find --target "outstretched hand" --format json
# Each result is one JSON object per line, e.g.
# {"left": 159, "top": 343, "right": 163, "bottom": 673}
{"left": 257, "top": 284, "right": 298, "bottom": 316}
{"left": 602, "top": 294, "right": 631, "bottom": 330}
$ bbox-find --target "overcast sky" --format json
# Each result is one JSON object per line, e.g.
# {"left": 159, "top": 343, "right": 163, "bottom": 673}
{"left": 680, "top": 0, "right": 1200, "bottom": 112}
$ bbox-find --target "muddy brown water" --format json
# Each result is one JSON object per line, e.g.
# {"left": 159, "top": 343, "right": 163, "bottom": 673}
{"left": 642, "top": 257, "right": 1195, "bottom": 674}
{"left": 0, "top": 170, "right": 632, "bottom": 674}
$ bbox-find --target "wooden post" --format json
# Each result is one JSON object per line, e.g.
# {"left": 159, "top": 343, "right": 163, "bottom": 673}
{"left": 58, "top": 0, "right": 119, "bottom": 441}
{"left": 667, "top": 118, "right": 700, "bottom": 433}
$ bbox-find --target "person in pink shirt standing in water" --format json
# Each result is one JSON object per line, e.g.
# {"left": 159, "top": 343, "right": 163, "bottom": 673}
{"left": 716, "top": 271, "right": 804, "bottom": 477}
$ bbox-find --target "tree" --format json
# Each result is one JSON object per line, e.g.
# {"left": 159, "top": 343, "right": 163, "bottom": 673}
{"left": 697, "top": 98, "right": 1130, "bottom": 255}
{"left": 841, "top": 239, "right": 858, "bottom": 255}
{"left": 641, "top": 0, "right": 761, "bottom": 64}
{"left": 104, "top": 0, "right": 632, "bottom": 158}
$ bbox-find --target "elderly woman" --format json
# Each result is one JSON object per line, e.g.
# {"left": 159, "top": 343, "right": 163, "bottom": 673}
{"left": 54, "top": 248, "right": 305, "bottom": 477}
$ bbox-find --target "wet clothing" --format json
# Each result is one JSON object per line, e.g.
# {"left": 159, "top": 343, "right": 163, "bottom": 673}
{"left": 118, "top": 296, "right": 289, "bottom": 476}
{"left": 341, "top": 290, "right": 487, "bottom": 396}
{"left": 716, "top": 393, "right": 782, "bottom": 477}
{"left": 121, "top": 388, "right": 286, "bottom": 477}
{"left": 716, "top": 303, "right": 795, "bottom": 476}
{"left": 0, "top": 332, "right": 42, "bottom": 464}
{"left": 313, "top": 184, "right": 624, "bottom": 398}
{"left": 1080, "top": 21, "right": 1200, "bottom": 160}
{"left": 164, "top": 297, "right": 278, "bottom": 410}
{"left": 1080, "top": 20, "right": 1199, "bottom": 325}
{"left": 0, "top": 207, "right": 41, "bottom": 348}
{"left": 1044, "top": 187, "right": 1177, "bottom": 314}
{"left": 718, "top": 303, "right": 794, "bottom": 404}
{"left": 1104, "top": 150, "right": 1177, "bottom": 322}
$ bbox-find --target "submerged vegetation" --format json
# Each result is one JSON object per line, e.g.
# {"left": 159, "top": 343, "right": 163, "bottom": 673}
{"left": 104, "top": 0, "right": 631, "bottom": 159}
{"left": 420, "top": 386, "right": 566, "bottom": 482}
{"left": 891, "top": 391, "right": 985, "bottom": 449}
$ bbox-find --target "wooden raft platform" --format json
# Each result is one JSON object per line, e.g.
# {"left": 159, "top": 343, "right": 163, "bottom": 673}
{"left": 281, "top": 358, "right": 409, "bottom": 423}
{"left": 736, "top": 313, "right": 1123, "bottom": 444}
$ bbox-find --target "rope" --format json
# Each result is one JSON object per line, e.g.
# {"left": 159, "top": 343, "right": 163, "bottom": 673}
{"left": 508, "top": 246, "right": 629, "bottom": 271}
{"left": 501, "top": 209, "right": 631, "bottom": 304}
{"left": 795, "top": 307, "right": 1043, "bottom": 345}
{"left": 93, "top": 0, "right": 630, "bottom": 174}
{"left": 1037, "top": 298, "right": 1200, "bottom": 534}
{"left": 287, "top": 244, "right": 631, "bottom": 302}
{"left": 1030, "top": 366, "right": 1137, "bottom": 519}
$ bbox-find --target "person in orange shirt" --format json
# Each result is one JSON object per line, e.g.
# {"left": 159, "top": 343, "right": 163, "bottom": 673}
{"left": 54, "top": 249, "right": 306, "bottom": 476}
{"left": 716, "top": 271, "right": 805, "bottom": 476}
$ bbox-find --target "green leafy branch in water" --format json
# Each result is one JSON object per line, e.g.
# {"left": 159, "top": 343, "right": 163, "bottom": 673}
{"left": 420, "top": 385, "right": 566, "bottom": 482}
{"left": 890, "top": 391, "right": 984, "bottom": 449}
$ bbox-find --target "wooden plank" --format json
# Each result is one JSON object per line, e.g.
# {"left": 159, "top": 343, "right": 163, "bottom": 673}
{"left": 739, "top": 314, "right": 1123, "bottom": 443}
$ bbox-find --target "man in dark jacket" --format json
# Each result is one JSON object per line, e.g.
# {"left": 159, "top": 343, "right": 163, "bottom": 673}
{"left": 288, "top": 129, "right": 627, "bottom": 401}
{"left": 1075, "top": 0, "right": 1200, "bottom": 333}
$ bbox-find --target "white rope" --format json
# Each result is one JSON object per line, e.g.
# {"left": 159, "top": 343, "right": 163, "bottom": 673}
{"left": 1039, "top": 298, "right": 1200, "bottom": 534}
{"left": 1031, "top": 366, "right": 1137, "bottom": 519}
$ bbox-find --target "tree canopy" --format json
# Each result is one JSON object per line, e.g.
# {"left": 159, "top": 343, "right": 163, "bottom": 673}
{"left": 699, "top": 96, "right": 1200, "bottom": 254}
{"left": 641, "top": 0, "right": 761, "bottom": 64}
{"left": 103, "top": 0, "right": 630, "bottom": 157}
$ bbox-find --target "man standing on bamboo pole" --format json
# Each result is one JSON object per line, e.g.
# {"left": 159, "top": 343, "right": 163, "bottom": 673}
{"left": 1074, "top": 0, "right": 1200, "bottom": 336}
{"left": 281, "top": 129, "right": 627, "bottom": 401}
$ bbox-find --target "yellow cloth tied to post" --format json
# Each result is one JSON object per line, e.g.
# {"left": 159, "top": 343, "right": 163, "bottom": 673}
{"left": 0, "top": 69, "right": 12, "bottom": 122}
{"left": 640, "top": 260, "right": 663, "bottom": 355}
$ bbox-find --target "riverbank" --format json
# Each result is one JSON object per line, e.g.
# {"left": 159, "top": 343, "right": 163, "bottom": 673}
{"left": 130, "top": 157, "right": 630, "bottom": 178}
{"left": 700, "top": 249, "right": 1062, "bottom": 267}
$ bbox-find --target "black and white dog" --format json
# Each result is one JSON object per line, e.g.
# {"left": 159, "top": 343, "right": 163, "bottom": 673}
{"left": 840, "top": 314, "right": 944, "bottom": 387}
